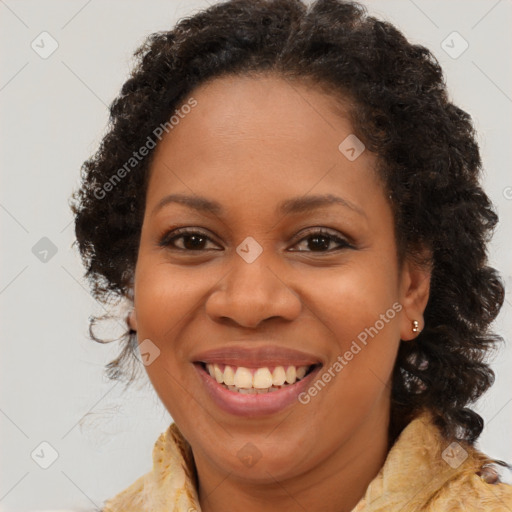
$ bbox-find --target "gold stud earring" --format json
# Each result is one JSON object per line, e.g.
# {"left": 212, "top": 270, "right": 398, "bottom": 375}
{"left": 412, "top": 320, "right": 420, "bottom": 333}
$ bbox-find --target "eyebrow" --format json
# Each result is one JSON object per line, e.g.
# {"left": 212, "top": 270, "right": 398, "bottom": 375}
{"left": 152, "top": 193, "right": 366, "bottom": 218}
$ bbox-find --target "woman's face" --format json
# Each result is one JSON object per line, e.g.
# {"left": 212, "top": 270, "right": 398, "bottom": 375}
{"left": 130, "top": 74, "right": 428, "bottom": 483}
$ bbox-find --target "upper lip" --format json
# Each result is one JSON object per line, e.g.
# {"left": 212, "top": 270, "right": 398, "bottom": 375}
{"left": 192, "top": 344, "right": 324, "bottom": 368}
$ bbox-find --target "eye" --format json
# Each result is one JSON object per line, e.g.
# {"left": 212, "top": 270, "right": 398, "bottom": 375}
{"left": 159, "top": 227, "right": 353, "bottom": 253}
{"left": 159, "top": 228, "right": 222, "bottom": 251}
{"left": 289, "top": 228, "right": 353, "bottom": 252}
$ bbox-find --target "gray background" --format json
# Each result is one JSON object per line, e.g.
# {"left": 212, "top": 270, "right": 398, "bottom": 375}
{"left": 1, "top": 0, "right": 511, "bottom": 510}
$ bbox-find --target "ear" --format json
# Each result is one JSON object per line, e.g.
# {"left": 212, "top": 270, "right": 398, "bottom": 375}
{"left": 398, "top": 250, "right": 431, "bottom": 341}
{"left": 128, "top": 308, "right": 138, "bottom": 332}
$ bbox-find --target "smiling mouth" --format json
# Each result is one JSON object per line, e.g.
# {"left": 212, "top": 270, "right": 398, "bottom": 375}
{"left": 197, "top": 362, "right": 321, "bottom": 394}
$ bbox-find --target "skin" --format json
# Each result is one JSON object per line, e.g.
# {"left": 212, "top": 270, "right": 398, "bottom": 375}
{"left": 128, "top": 74, "right": 431, "bottom": 512}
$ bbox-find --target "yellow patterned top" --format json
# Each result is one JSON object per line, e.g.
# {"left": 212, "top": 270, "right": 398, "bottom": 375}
{"left": 103, "top": 410, "right": 512, "bottom": 511}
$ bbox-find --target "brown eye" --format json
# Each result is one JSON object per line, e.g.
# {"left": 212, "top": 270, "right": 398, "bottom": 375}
{"left": 290, "top": 229, "right": 353, "bottom": 253}
{"left": 159, "top": 229, "right": 222, "bottom": 251}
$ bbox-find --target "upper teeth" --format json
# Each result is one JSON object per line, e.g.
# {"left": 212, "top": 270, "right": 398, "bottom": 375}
{"left": 206, "top": 363, "right": 309, "bottom": 388}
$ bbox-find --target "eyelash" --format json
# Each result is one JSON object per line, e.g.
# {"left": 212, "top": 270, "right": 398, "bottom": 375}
{"left": 158, "top": 227, "right": 353, "bottom": 253}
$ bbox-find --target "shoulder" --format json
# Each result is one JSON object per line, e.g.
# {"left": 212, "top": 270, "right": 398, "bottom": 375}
{"left": 419, "top": 418, "right": 512, "bottom": 510}
{"left": 101, "top": 423, "right": 200, "bottom": 512}
{"left": 426, "top": 418, "right": 512, "bottom": 510}
{"left": 361, "top": 410, "right": 512, "bottom": 511}
{"left": 429, "top": 453, "right": 512, "bottom": 511}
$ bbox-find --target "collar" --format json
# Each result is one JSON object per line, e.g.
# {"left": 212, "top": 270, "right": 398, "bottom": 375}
{"left": 103, "top": 409, "right": 512, "bottom": 511}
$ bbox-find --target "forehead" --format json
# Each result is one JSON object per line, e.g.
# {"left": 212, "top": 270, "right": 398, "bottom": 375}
{"left": 155, "top": 73, "right": 355, "bottom": 162}
{"left": 145, "top": 74, "right": 382, "bottom": 218}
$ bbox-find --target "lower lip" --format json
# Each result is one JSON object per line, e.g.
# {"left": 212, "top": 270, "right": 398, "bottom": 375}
{"left": 194, "top": 363, "right": 322, "bottom": 417}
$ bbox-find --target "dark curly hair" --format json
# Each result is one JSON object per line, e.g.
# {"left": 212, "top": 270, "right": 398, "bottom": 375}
{"left": 71, "top": 0, "right": 505, "bottom": 445}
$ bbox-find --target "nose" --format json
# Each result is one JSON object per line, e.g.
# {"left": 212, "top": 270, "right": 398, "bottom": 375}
{"left": 205, "top": 252, "right": 302, "bottom": 329}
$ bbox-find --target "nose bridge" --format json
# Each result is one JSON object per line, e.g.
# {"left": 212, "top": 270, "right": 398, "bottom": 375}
{"left": 230, "top": 248, "right": 278, "bottom": 300}
{"left": 205, "top": 241, "right": 301, "bottom": 328}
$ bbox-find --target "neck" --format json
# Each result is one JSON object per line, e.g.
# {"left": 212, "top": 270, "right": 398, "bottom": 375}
{"left": 196, "top": 404, "right": 390, "bottom": 512}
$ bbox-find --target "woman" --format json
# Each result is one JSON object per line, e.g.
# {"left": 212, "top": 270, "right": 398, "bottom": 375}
{"left": 71, "top": 0, "right": 512, "bottom": 510}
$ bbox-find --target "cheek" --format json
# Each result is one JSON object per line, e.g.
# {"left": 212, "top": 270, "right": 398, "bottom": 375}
{"left": 132, "top": 262, "right": 201, "bottom": 421}
{"left": 303, "top": 252, "right": 400, "bottom": 337}
{"left": 132, "top": 257, "right": 208, "bottom": 395}
{"left": 301, "top": 257, "right": 401, "bottom": 393}
{"left": 134, "top": 257, "right": 205, "bottom": 337}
